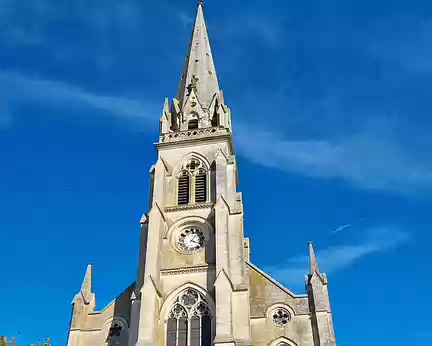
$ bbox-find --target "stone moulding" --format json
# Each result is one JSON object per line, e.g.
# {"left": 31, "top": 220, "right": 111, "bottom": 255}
{"left": 161, "top": 265, "right": 215, "bottom": 276}
{"left": 165, "top": 202, "right": 214, "bottom": 213}
{"left": 159, "top": 126, "right": 230, "bottom": 144}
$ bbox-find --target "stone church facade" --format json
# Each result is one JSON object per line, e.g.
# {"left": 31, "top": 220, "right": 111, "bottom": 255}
{"left": 67, "top": 2, "right": 337, "bottom": 346}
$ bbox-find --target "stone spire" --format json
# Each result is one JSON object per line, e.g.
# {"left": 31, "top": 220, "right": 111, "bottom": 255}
{"left": 80, "top": 264, "right": 93, "bottom": 304}
{"left": 309, "top": 242, "right": 320, "bottom": 275}
{"left": 177, "top": 0, "right": 220, "bottom": 109}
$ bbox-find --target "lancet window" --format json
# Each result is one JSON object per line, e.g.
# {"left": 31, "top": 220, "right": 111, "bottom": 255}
{"left": 178, "top": 171, "right": 191, "bottom": 205}
{"left": 177, "top": 159, "right": 208, "bottom": 205}
{"left": 166, "top": 289, "right": 212, "bottom": 346}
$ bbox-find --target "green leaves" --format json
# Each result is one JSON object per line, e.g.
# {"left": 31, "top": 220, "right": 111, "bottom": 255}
{"left": 0, "top": 336, "right": 16, "bottom": 346}
{"left": 0, "top": 337, "right": 50, "bottom": 346}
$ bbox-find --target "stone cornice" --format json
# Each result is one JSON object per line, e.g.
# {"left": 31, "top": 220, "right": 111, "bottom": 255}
{"left": 161, "top": 265, "right": 215, "bottom": 276}
{"left": 164, "top": 202, "right": 214, "bottom": 213}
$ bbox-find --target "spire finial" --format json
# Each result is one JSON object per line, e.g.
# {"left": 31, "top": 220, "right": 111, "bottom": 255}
{"left": 308, "top": 242, "right": 320, "bottom": 274}
{"left": 198, "top": 0, "right": 203, "bottom": 6}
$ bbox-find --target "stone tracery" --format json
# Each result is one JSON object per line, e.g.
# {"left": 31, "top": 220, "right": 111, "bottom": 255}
{"left": 166, "top": 288, "right": 212, "bottom": 346}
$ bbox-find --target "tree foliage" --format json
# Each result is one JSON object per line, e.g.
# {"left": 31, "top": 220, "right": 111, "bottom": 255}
{"left": 0, "top": 337, "right": 51, "bottom": 346}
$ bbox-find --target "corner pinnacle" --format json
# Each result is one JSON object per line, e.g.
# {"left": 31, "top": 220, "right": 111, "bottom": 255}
{"left": 81, "top": 264, "right": 93, "bottom": 304}
{"left": 308, "top": 242, "right": 320, "bottom": 275}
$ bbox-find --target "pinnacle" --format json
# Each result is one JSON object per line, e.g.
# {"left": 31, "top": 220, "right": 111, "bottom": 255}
{"left": 309, "top": 242, "right": 320, "bottom": 275}
{"left": 80, "top": 264, "right": 93, "bottom": 303}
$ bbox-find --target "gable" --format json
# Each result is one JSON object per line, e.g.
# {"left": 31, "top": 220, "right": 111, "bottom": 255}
{"left": 86, "top": 282, "right": 135, "bottom": 329}
{"left": 247, "top": 263, "right": 309, "bottom": 317}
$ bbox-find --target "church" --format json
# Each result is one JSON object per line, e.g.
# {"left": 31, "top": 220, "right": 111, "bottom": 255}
{"left": 67, "top": 2, "right": 337, "bottom": 346}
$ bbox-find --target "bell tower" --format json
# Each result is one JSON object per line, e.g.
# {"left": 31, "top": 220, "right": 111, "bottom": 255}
{"left": 131, "top": 2, "right": 251, "bottom": 346}
{"left": 67, "top": 2, "right": 338, "bottom": 346}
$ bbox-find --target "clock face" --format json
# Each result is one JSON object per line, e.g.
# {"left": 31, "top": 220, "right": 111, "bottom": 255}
{"left": 178, "top": 228, "right": 206, "bottom": 253}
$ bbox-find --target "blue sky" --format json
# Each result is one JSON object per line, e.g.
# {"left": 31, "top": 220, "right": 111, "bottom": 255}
{"left": 0, "top": 0, "right": 431, "bottom": 344}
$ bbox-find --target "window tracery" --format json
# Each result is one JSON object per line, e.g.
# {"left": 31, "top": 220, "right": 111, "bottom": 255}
{"left": 166, "top": 289, "right": 212, "bottom": 346}
{"left": 272, "top": 308, "right": 291, "bottom": 327}
{"left": 177, "top": 159, "right": 208, "bottom": 206}
{"left": 108, "top": 321, "right": 124, "bottom": 339}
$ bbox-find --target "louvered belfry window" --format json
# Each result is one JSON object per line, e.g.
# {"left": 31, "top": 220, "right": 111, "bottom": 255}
{"left": 188, "top": 119, "right": 199, "bottom": 130}
{"left": 177, "top": 159, "right": 208, "bottom": 206}
{"left": 195, "top": 169, "right": 207, "bottom": 203}
{"left": 178, "top": 171, "right": 190, "bottom": 205}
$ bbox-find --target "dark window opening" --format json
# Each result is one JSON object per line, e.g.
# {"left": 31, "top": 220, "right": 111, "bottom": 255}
{"left": 178, "top": 171, "right": 190, "bottom": 205}
{"left": 178, "top": 318, "right": 188, "bottom": 346}
{"left": 167, "top": 318, "right": 177, "bottom": 346}
{"left": 188, "top": 119, "right": 199, "bottom": 130}
{"left": 195, "top": 170, "right": 207, "bottom": 203}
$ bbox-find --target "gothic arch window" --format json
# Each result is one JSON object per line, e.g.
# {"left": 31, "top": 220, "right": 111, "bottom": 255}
{"left": 177, "top": 159, "right": 209, "bottom": 205}
{"left": 194, "top": 169, "right": 207, "bottom": 203}
{"left": 178, "top": 171, "right": 191, "bottom": 205}
{"left": 166, "top": 289, "right": 212, "bottom": 346}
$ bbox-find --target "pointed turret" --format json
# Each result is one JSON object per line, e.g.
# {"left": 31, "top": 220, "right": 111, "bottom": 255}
{"left": 160, "top": 98, "right": 171, "bottom": 134}
{"left": 69, "top": 265, "right": 96, "bottom": 331}
{"left": 177, "top": 0, "right": 220, "bottom": 109}
{"left": 309, "top": 242, "right": 320, "bottom": 275}
{"left": 80, "top": 264, "right": 93, "bottom": 304}
{"left": 306, "top": 244, "right": 337, "bottom": 345}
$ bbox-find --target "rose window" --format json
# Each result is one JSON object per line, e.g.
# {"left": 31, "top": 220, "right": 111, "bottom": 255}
{"left": 108, "top": 322, "right": 123, "bottom": 339}
{"left": 272, "top": 308, "right": 291, "bottom": 327}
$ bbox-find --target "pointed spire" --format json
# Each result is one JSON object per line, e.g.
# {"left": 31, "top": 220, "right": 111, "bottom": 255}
{"left": 309, "top": 242, "right": 320, "bottom": 274}
{"left": 81, "top": 264, "right": 93, "bottom": 304}
{"left": 177, "top": 1, "right": 220, "bottom": 109}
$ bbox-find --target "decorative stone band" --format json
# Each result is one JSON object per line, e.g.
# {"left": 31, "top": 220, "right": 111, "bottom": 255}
{"left": 159, "top": 126, "right": 231, "bottom": 144}
{"left": 165, "top": 202, "right": 214, "bottom": 213}
{"left": 161, "top": 265, "right": 215, "bottom": 276}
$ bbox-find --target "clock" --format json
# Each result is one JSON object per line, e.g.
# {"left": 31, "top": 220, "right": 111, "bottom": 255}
{"left": 178, "top": 227, "right": 206, "bottom": 253}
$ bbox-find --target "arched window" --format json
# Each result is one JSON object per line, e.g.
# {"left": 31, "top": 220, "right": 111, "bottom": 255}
{"left": 188, "top": 119, "right": 199, "bottom": 130}
{"left": 178, "top": 171, "right": 190, "bottom": 205}
{"left": 195, "top": 169, "right": 207, "bottom": 203}
{"left": 166, "top": 289, "right": 212, "bottom": 346}
{"left": 177, "top": 159, "right": 208, "bottom": 206}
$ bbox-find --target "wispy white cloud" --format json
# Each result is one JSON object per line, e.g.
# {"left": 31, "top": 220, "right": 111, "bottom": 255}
{"left": 332, "top": 224, "right": 352, "bottom": 235}
{"left": 178, "top": 11, "right": 194, "bottom": 28}
{"left": 265, "top": 227, "right": 410, "bottom": 290}
{"left": 235, "top": 125, "right": 432, "bottom": 194}
{"left": 3, "top": 69, "right": 432, "bottom": 196}
{"left": 0, "top": 70, "right": 158, "bottom": 129}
